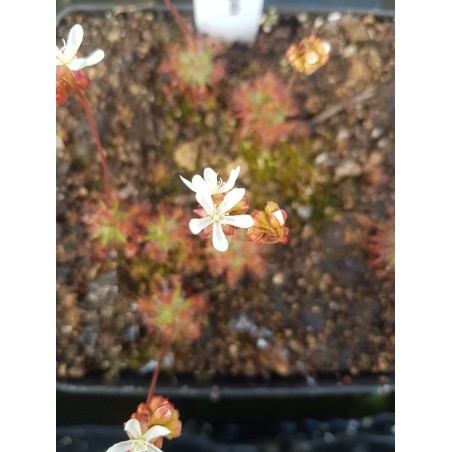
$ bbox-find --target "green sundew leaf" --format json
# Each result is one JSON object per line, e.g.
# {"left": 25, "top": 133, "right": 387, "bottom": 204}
{"left": 155, "top": 308, "right": 174, "bottom": 326}
{"left": 250, "top": 91, "right": 267, "bottom": 107}
{"left": 93, "top": 226, "right": 127, "bottom": 246}
{"left": 179, "top": 49, "right": 214, "bottom": 89}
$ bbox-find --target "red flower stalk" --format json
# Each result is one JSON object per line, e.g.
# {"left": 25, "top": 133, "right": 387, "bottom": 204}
{"left": 56, "top": 24, "right": 111, "bottom": 200}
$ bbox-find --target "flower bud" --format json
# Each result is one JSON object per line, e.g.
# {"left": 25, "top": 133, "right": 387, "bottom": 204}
{"left": 131, "top": 396, "right": 182, "bottom": 448}
{"left": 286, "top": 35, "right": 330, "bottom": 75}
{"left": 56, "top": 65, "right": 91, "bottom": 104}
{"left": 248, "top": 201, "right": 290, "bottom": 244}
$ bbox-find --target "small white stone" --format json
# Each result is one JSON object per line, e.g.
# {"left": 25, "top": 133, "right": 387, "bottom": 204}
{"left": 314, "top": 16, "right": 324, "bottom": 29}
{"left": 297, "top": 205, "right": 312, "bottom": 220}
{"left": 315, "top": 152, "right": 329, "bottom": 165}
{"left": 304, "top": 187, "right": 314, "bottom": 197}
{"left": 297, "top": 13, "right": 308, "bottom": 23}
{"left": 361, "top": 416, "right": 373, "bottom": 428}
{"left": 56, "top": 135, "right": 65, "bottom": 150}
{"left": 371, "top": 127, "right": 384, "bottom": 139}
{"left": 324, "top": 432, "right": 335, "bottom": 443}
{"left": 327, "top": 11, "right": 342, "bottom": 22}
{"left": 377, "top": 137, "right": 390, "bottom": 149}
{"left": 61, "top": 325, "right": 72, "bottom": 334}
{"left": 336, "top": 127, "right": 351, "bottom": 142}
{"left": 335, "top": 159, "right": 363, "bottom": 178}
{"left": 256, "top": 338, "right": 270, "bottom": 350}
{"left": 342, "top": 44, "right": 357, "bottom": 58}
{"left": 272, "top": 272, "right": 285, "bottom": 285}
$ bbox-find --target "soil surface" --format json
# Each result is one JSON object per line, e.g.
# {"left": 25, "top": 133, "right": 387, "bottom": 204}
{"left": 56, "top": 7, "right": 395, "bottom": 387}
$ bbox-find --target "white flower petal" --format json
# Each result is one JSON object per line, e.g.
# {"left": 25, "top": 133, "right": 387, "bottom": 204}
{"left": 195, "top": 184, "right": 215, "bottom": 215}
{"left": 223, "top": 214, "right": 254, "bottom": 229}
{"left": 189, "top": 217, "right": 213, "bottom": 235}
{"left": 221, "top": 166, "right": 240, "bottom": 193}
{"left": 84, "top": 48, "right": 105, "bottom": 66}
{"left": 106, "top": 440, "right": 133, "bottom": 452}
{"left": 212, "top": 222, "right": 228, "bottom": 252}
{"left": 273, "top": 210, "right": 285, "bottom": 225}
{"left": 143, "top": 425, "right": 171, "bottom": 442}
{"left": 66, "top": 24, "right": 84, "bottom": 61}
{"left": 181, "top": 167, "right": 241, "bottom": 195}
{"left": 146, "top": 444, "right": 164, "bottom": 452}
{"left": 179, "top": 175, "right": 196, "bottom": 192}
{"left": 191, "top": 175, "right": 210, "bottom": 194}
{"left": 56, "top": 46, "right": 66, "bottom": 65}
{"left": 217, "top": 188, "right": 245, "bottom": 215}
{"left": 124, "top": 419, "right": 142, "bottom": 439}
{"left": 203, "top": 168, "right": 218, "bottom": 191}
{"left": 67, "top": 57, "right": 88, "bottom": 71}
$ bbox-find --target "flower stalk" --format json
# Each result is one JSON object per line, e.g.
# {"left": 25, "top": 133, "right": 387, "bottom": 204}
{"left": 287, "top": 68, "right": 298, "bottom": 90}
{"left": 64, "top": 70, "right": 112, "bottom": 200}
{"left": 57, "top": 24, "right": 111, "bottom": 201}
{"left": 146, "top": 333, "right": 173, "bottom": 405}
{"left": 163, "top": 0, "right": 197, "bottom": 50}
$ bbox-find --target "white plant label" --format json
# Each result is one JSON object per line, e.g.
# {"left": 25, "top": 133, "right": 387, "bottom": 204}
{"left": 193, "top": 0, "right": 264, "bottom": 43}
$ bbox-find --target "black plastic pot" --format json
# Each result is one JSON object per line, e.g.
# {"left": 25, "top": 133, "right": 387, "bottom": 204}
{"left": 57, "top": 412, "right": 395, "bottom": 451}
{"left": 56, "top": 1, "right": 395, "bottom": 448}
{"left": 57, "top": 379, "right": 394, "bottom": 424}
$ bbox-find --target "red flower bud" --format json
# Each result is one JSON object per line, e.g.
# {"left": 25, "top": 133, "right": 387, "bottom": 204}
{"left": 248, "top": 201, "right": 290, "bottom": 244}
{"left": 56, "top": 66, "right": 91, "bottom": 104}
{"left": 131, "top": 396, "right": 182, "bottom": 448}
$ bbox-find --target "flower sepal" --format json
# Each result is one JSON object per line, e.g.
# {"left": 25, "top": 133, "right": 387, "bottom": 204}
{"left": 56, "top": 65, "right": 91, "bottom": 105}
{"left": 131, "top": 396, "right": 182, "bottom": 447}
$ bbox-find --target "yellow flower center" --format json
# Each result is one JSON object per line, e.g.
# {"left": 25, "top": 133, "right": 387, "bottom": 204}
{"left": 131, "top": 437, "right": 148, "bottom": 452}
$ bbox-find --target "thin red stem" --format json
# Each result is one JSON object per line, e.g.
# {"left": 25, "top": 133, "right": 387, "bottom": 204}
{"left": 288, "top": 69, "right": 298, "bottom": 91}
{"left": 64, "top": 69, "right": 112, "bottom": 201}
{"left": 74, "top": 87, "right": 112, "bottom": 201}
{"left": 146, "top": 335, "right": 172, "bottom": 404}
{"left": 163, "top": 0, "right": 197, "bottom": 50}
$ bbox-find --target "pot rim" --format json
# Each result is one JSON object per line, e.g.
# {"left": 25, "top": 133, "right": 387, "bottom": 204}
{"left": 57, "top": 0, "right": 395, "bottom": 27}
{"left": 57, "top": 379, "right": 394, "bottom": 398}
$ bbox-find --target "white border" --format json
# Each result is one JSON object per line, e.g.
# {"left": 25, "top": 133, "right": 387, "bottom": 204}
{"left": 1, "top": 1, "right": 55, "bottom": 448}
{"left": 396, "top": 0, "right": 452, "bottom": 449}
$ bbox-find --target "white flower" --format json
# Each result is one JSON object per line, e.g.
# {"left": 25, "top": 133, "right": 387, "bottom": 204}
{"left": 56, "top": 23, "right": 105, "bottom": 71}
{"left": 106, "top": 419, "right": 170, "bottom": 452}
{"left": 180, "top": 166, "right": 241, "bottom": 195}
{"left": 273, "top": 210, "right": 286, "bottom": 225}
{"left": 189, "top": 185, "right": 254, "bottom": 252}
